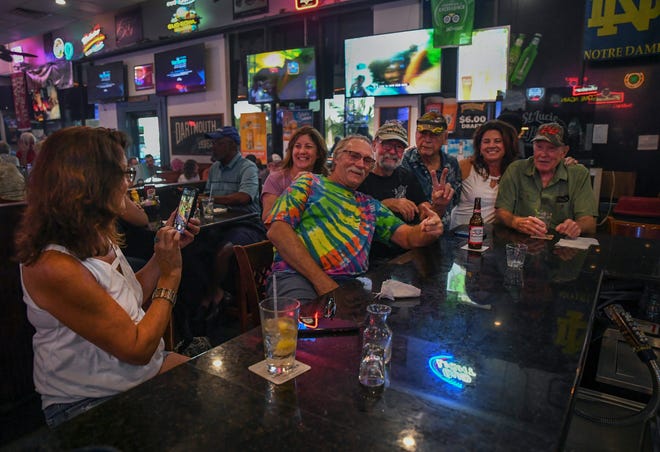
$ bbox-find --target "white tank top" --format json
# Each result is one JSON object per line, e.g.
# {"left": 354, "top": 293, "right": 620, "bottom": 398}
{"left": 21, "top": 244, "right": 164, "bottom": 408}
{"left": 450, "top": 167, "right": 499, "bottom": 228}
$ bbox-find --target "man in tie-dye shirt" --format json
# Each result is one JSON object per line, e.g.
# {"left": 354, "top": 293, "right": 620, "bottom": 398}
{"left": 265, "top": 135, "right": 444, "bottom": 302}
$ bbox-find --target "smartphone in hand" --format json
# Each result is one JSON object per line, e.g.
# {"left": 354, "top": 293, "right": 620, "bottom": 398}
{"left": 173, "top": 187, "right": 199, "bottom": 233}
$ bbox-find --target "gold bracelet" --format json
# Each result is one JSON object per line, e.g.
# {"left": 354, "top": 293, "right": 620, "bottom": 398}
{"left": 152, "top": 288, "right": 177, "bottom": 307}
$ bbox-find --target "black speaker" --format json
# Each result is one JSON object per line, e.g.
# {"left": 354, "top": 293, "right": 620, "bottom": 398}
{"left": 58, "top": 86, "right": 95, "bottom": 122}
{"left": 0, "top": 85, "right": 13, "bottom": 111}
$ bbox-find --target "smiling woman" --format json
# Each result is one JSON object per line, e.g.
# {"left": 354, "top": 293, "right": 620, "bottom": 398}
{"left": 450, "top": 120, "right": 519, "bottom": 228}
{"left": 260, "top": 126, "right": 328, "bottom": 222}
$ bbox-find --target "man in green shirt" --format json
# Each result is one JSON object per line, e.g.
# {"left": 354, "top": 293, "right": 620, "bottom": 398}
{"left": 495, "top": 122, "right": 597, "bottom": 238}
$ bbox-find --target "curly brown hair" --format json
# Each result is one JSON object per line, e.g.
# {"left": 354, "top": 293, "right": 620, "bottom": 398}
{"left": 471, "top": 120, "right": 519, "bottom": 179}
{"left": 280, "top": 126, "right": 329, "bottom": 176}
{"left": 15, "top": 126, "right": 129, "bottom": 265}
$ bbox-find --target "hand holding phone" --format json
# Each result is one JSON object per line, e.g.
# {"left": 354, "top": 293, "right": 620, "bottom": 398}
{"left": 173, "top": 187, "right": 199, "bottom": 233}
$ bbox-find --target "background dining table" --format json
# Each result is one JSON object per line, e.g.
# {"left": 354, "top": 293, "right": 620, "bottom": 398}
{"left": 11, "top": 225, "right": 660, "bottom": 451}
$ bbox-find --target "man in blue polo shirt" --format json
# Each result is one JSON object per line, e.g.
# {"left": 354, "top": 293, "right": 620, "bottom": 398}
{"left": 182, "top": 127, "right": 265, "bottom": 340}
{"left": 205, "top": 126, "right": 261, "bottom": 214}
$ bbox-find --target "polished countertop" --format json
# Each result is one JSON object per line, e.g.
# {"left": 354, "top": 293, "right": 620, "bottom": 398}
{"left": 13, "top": 226, "right": 660, "bottom": 451}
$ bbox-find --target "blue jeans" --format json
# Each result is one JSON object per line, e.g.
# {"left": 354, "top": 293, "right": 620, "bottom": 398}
{"left": 43, "top": 395, "right": 114, "bottom": 428}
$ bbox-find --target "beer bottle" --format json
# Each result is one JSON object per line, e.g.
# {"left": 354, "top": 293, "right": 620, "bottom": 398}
{"left": 510, "top": 33, "right": 542, "bottom": 86}
{"left": 468, "top": 197, "right": 484, "bottom": 250}
{"left": 508, "top": 33, "right": 526, "bottom": 78}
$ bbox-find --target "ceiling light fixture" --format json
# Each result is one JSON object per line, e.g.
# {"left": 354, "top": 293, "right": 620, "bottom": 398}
{"left": 55, "top": 0, "right": 66, "bottom": 5}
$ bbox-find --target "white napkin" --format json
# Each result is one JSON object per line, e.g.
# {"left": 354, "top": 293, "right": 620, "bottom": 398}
{"left": 555, "top": 237, "right": 599, "bottom": 250}
{"left": 377, "top": 279, "right": 421, "bottom": 300}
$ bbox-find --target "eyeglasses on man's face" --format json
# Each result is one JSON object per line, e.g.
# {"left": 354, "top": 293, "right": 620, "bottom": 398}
{"left": 341, "top": 150, "right": 376, "bottom": 168}
{"left": 378, "top": 140, "right": 405, "bottom": 153}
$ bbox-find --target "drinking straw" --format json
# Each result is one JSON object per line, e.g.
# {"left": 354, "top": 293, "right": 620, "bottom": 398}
{"left": 273, "top": 273, "right": 278, "bottom": 312}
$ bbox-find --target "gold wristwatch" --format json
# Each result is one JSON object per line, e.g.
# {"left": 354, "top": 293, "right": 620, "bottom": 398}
{"left": 152, "top": 288, "right": 177, "bottom": 307}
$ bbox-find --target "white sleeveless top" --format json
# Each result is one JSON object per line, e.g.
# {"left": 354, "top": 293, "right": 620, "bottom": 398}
{"left": 21, "top": 244, "right": 164, "bottom": 408}
{"left": 450, "top": 167, "right": 500, "bottom": 228}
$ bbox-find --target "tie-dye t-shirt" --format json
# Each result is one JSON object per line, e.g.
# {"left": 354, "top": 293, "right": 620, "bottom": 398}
{"left": 265, "top": 173, "right": 404, "bottom": 276}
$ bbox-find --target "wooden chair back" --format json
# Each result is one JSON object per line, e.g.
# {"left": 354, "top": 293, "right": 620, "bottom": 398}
{"left": 232, "top": 240, "right": 274, "bottom": 332}
{"left": 608, "top": 216, "right": 660, "bottom": 240}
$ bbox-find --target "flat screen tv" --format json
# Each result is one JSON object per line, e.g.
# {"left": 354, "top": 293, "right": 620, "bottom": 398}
{"left": 154, "top": 44, "right": 207, "bottom": 96}
{"left": 86, "top": 62, "right": 126, "bottom": 104}
{"left": 345, "top": 29, "right": 441, "bottom": 98}
{"left": 246, "top": 47, "right": 317, "bottom": 104}
{"left": 457, "top": 26, "right": 509, "bottom": 102}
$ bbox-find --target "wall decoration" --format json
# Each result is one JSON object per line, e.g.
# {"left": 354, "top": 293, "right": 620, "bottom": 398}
{"left": 233, "top": 0, "right": 268, "bottom": 19}
{"left": 378, "top": 106, "right": 410, "bottom": 138}
{"left": 169, "top": 114, "right": 223, "bottom": 155}
{"left": 167, "top": 0, "right": 200, "bottom": 34}
{"left": 115, "top": 8, "right": 144, "bottom": 47}
{"left": 134, "top": 63, "right": 154, "bottom": 91}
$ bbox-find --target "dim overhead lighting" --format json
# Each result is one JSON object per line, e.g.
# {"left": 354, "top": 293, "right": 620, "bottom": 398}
{"left": 55, "top": 0, "right": 66, "bottom": 5}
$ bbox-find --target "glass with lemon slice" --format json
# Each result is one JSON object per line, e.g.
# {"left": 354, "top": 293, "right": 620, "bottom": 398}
{"left": 259, "top": 297, "right": 301, "bottom": 375}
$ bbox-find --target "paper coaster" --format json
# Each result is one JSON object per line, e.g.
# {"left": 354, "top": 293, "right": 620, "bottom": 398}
{"left": 248, "top": 360, "right": 311, "bottom": 384}
{"left": 460, "top": 244, "right": 489, "bottom": 253}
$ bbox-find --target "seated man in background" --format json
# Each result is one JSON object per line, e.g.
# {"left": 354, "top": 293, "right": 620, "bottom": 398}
{"left": 0, "top": 159, "right": 26, "bottom": 202}
{"left": 135, "top": 154, "right": 160, "bottom": 183}
{"left": 181, "top": 127, "right": 265, "bottom": 340}
{"left": 495, "top": 122, "right": 597, "bottom": 238}
{"left": 358, "top": 121, "right": 445, "bottom": 261}
{"left": 0, "top": 140, "right": 20, "bottom": 166}
{"left": 265, "top": 135, "right": 444, "bottom": 302}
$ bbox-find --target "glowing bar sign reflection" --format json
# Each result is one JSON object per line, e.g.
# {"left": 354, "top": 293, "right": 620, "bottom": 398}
{"left": 166, "top": 0, "right": 200, "bottom": 34}
{"left": 429, "top": 355, "right": 476, "bottom": 389}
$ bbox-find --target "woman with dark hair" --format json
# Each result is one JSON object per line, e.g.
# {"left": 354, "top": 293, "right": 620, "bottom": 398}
{"left": 261, "top": 126, "right": 329, "bottom": 222}
{"left": 450, "top": 120, "right": 519, "bottom": 227}
{"left": 178, "top": 158, "right": 200, "bottom": 182}
{"left": 15, "top": 126, "right": 200, "bottom": 427}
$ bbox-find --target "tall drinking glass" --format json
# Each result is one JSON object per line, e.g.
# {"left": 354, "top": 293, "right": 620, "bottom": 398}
{"left": 259, "top": 297, "right": 300, "bottom": 376}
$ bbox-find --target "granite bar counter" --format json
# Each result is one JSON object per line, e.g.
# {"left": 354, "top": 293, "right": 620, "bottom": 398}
{"left": 13, "top": 226, "right": 660, "bottom": 451}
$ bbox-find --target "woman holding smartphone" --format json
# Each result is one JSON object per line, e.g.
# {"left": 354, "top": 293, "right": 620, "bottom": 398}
{"left": 15, "top": 127, "right": 200, "bottom": 427}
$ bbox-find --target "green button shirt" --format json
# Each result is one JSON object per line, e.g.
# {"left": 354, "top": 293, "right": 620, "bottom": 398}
{"left": 495, "top": 157, "right": 597, "bottom": 228}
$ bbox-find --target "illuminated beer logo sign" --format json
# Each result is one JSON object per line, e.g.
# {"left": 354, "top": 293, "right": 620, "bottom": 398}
{"left": 82, "top": 25, "right": 106, "bottom": 56}
{"left": 53, "top": 37, "right": 75, "bottom": 60}
{"left": 624, "top": 72, "right": 645, "bottom": 89}
{"left": 295, "top": 0, "right": 319, "bottom": 11}
{"left": 166, "top": 0, "right": 200, "bottom": 34}
{"left": 11, "top": 46, "right": 24, "bottom": 63}
{"left": 53, "top": 38, "right": 65, "bottom": 59}
{"left": 428, "top": 355, "right": 476, "bottom": 389}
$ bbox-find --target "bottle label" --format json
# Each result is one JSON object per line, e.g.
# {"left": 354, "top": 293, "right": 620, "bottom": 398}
{"left": 468, "top": 226, "right": 484, "bottom": 246}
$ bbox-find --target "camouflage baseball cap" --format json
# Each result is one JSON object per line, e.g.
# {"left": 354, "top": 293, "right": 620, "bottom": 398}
{"left": 532, "top": 122, "right": 566, "bottom": 146}
{"left": 416, "top": 111, "right": 447, "bottom": 134}
{"left": 375, "top": 120, "right": 408, "bottom": 146}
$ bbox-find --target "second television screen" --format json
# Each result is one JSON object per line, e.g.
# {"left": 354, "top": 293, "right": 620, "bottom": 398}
{"left": 345, "top": 29, "right": 441, "bottom": 98}
{"left": 154, "top": 44, "right": 206, "bottom": 96}
{"left": 246, "top": 47, "right": 317, "bottom": 103}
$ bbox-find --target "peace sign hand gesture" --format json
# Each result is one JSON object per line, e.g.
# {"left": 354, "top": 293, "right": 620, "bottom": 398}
{"left": 430, "top": 168, "right": 454, "bottom": 214}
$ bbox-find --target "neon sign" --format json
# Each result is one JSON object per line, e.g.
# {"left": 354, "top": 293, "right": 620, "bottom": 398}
{"left": 429, "top": 355, "right": 476, "bottom": 389}
{"left": 82, "top": 25, "right": 106, "bottom": 56}
{"left": 166, "top": 0, "right": 199, "bottom": 34}
{"left": 296, "top": 0, "right": 319, "bottom": 11}
{"left": 10, "top": 46, "right": 24, "bottom": 63}
{"left": 53, "top": 38, "right": 65, "bottom": 59}
{"left": 572, "top": 84, "right": 599, "bottom": 96}
{"left": 590, "top": 90, "right": 625, "bottom": 104}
